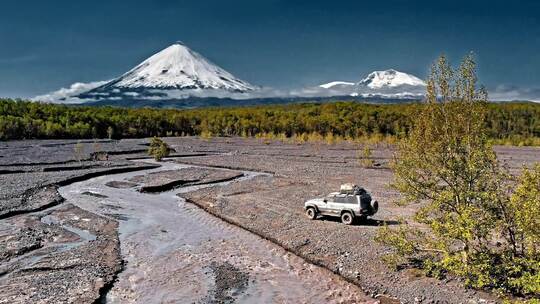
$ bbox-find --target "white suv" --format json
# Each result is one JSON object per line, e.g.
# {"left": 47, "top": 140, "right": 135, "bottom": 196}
{"left": 304, "top": 184, "right": 378, "bottom": 225}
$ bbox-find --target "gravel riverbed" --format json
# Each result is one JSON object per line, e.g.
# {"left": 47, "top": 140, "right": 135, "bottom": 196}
{"left": 0, "top": 137, "right": 538, "bottom": 303}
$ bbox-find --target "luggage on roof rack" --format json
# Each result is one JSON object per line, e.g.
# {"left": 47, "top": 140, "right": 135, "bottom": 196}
{"left": 339, "top": 183, "right": 367, "bottom": 195}
{"left": 340, "top": 183, "right": 357, "bottom": 195}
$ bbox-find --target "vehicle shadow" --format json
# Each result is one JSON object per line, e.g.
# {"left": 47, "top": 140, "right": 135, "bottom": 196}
{"left": 319, "top": 216, "right": 400, "bottom": 226}
{"left": 361, "top": 218, "right": 401, "bottom": 226}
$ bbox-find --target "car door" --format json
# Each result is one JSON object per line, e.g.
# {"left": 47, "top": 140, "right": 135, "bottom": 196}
{"left": 319, "top": 195, "right": 335, "bottom": 216}
{"left": 327, "top": 194, "right": 347, "bottom": 216}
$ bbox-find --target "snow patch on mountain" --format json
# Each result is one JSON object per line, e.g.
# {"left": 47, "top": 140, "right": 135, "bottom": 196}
{"left": 34, "top": 43, "right": 428, "bottom": 104}
{"left": 96, "top": 42, "right": 256, "bottom": 92}
{"left": 35, "top": 42, "right": 258, "bottom": 103}
{"left": 317, "top": 69, "right": 426, "bottom": 98}
{"left": 319, "top": 81, "right": 355, "bottom": 89}
{"left": 359, "top": 69, "right": 425, "bottom": 88}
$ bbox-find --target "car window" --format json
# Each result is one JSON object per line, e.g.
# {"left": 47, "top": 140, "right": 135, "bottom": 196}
{"left": 333, "top": 195, "right": 357, "bottom": 204}
{"left": 346, "top": 196, "right": 357, "bottom": 204}
{"left": 334, "top": 196, "right": 347, "bottom": 204}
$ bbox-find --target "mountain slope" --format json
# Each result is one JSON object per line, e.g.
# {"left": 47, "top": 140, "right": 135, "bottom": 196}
{"left": 359, "top": 69, "right": 425, "bottom": 89}
{"left": 318, "top": 69, "right": 426, "bottom": 98}
{"left": 77, "top": 42, "right": 256, "bottom": 101}
{"left": 38, "top": 43, "right": 426, "bottom": 106}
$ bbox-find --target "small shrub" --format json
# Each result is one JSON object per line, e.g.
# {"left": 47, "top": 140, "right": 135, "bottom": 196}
{"left": 306, "top": 132, "right": 324, "bottom": 143}
{"left": 106, "top": 126, "right": 114, "bottom": 139}
{"left": 148, "top": 137, "right": 171, "bottom": 161}
{"left": 200, "top": 130, "right": 212, "bottom": 140}
{"left": 292, "top": 132, "right": 309, "bottom": 144}
{"left": 73, "top": 141, "right": 85, "bottom": 165}
{"left": 358, "top": 144, "right": 374, "bottom": 168}
{"left": 91, "top": 140, "right": 108, "bottom": 161}
{"left": 325, "top": 132, "right": 336, "bottom": 145}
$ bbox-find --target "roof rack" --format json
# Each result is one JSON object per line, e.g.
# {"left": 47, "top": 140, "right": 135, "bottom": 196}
{"left": 339, "top": 183, "right": 366, "bottom": 195}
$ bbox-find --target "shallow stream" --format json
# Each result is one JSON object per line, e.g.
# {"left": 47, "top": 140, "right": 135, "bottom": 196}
{"left": 59, "top": 160, "right": 372, "bottom": 303}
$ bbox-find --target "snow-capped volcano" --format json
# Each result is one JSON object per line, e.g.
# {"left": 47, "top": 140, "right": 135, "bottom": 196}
{"left": 359, "top": 69, "right": 425, "bottom": 89}
{"left": 318, "top": 69, "right": 426, "bottom": 98}
{"left": 107, "top": 42, "right": 255, "bottom": 91}
{"left": 75, "top": 42, "right": 256, "bottom": 101}
{"left": 36, "top": 45, "right": 425, "bottom": 107}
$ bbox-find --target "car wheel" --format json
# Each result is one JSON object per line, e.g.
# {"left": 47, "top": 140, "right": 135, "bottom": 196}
{"left": 357, "top": 215, "right": 367, "bottom": 223}
{"left": 372, "top": 200, "right": 379, "bottom": 214}
{"left": 341, "top": 212, "right": 354, "bottom": 225}
{"left": 306, "top": 207, "right": 317, "bottom": 220}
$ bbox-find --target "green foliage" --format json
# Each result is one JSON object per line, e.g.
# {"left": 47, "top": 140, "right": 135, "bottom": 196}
{"left": 509, "top": 164, "right": 540, "bottom": 253}
{"left": 504, "top": 300, "right": 540, "bottom": 304}
{"left": 147, "top": 137, "right": 171, "bottom": 161}
{"left": 376, "top": 223, "right": 421, "bottom": 268}
{"left": 358, "top": 144, "right": 374, "bottom": 168}
{"left": 378, "top": 54, "right": 540, "bottom": 298}
{"left": 0, "top": 99, "right": 539, "bottom": 144}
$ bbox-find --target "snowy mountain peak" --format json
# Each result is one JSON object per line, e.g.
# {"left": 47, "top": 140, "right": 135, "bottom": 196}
{"left": 316, "top": 69, "right": 426, "bottom": 99}
{"left": 88, "top": 42, "right": 256, "bottom": 93}
{"left": 359, "top": 69, "right": 425, "bottom": 89}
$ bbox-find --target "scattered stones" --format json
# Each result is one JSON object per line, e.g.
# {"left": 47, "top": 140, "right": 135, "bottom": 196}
{"left": 206, "top": 261, "right": 249, "bottom": 304}
{"left": 0, "top": 137, "right": 536, "bottom": 303}
{"left": 0, "top": 204, "right": 121, "bottom": 303}
{"left": 176, "top": 137, "right": 517, "bottom": 303}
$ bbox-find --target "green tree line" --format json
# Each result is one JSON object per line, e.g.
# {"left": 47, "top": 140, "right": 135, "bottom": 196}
{"left": 0, "top": 98, "right": 539, "bottom": 145}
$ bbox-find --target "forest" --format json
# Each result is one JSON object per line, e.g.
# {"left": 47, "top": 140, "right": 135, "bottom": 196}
{"left": 0, "top": 98, "right": 539, "bottom": 145}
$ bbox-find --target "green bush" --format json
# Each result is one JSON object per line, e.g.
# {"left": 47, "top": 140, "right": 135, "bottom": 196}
{"left": 358, "top": 144, "right": 374, "bottom": 168}
{"left": 147, "top": 137, "right": 171, "bottom": 161}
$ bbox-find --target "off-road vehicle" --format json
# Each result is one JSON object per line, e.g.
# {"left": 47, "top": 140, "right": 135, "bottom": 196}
{"left": 304, "top": 183, "right": 378, "bottom": 225}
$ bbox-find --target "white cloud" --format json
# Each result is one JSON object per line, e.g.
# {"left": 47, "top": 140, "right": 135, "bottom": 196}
{"left": 32, "top": 80, "right": 110, "bottom": 104}
{"left": 490, "top": 85, "right": 540, "bottom": 103}
{"left": 32, "top": 82, "right": 425, "bottom": 103}
{"left": 150, "top": 85, "right": 420, "bottom": 100}
{"left": 153, "top": 87, "right": 294, "bottom": 100}
{"left": 31, "top": 79, "right": 540, "bottom": 105}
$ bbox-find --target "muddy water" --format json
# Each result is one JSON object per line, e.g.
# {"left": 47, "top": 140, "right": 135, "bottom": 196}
{"left": 59, "top": 161, "right": 373, "bottom": 304}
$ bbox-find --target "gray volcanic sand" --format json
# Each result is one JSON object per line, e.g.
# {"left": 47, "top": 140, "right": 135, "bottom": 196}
{"left": 174, "top": 137, "right": 539, "bottom": 303}
{"left": 0, "top": 137, "right": 538, "bottom": 303}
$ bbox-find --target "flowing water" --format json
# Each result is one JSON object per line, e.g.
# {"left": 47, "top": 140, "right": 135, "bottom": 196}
{"left": 59, "top": 161, "right": 373, "bottom": 304}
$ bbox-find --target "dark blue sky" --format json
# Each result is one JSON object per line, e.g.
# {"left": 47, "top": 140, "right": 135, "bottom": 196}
{"left": 1, "top": 0, "right": 539, "bottom": 99}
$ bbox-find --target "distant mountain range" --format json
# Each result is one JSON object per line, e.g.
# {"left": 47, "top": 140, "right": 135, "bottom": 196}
{"left": 317, "top": 69, "right": 426, "bottom": 99}
{"left": 36, "top": 42, "right": 427, "bottom": 108}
